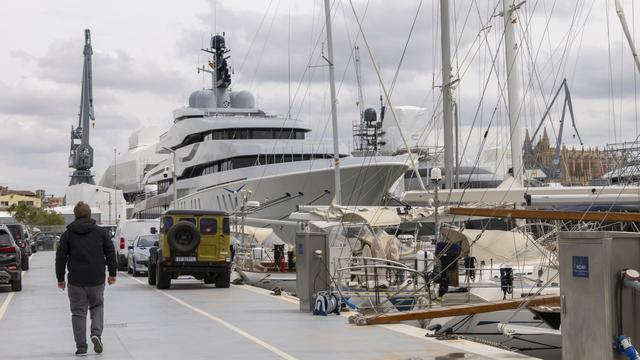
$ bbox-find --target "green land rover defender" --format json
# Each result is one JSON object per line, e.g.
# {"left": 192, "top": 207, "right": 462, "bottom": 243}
{"left": 148, "top": 210, "right": 232, "bottom": 289}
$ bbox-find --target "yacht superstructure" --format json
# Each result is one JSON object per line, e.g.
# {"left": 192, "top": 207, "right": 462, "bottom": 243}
{"left": 99, "top": 126, "right": 167, "bottom": 202}
{"left": 133, "top": 34, "right": 409, "bottom": 221}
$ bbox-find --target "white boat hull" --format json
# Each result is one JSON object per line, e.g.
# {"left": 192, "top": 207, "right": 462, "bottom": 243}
{"left": 134, "top": 157, "right": 408, "bottom": 222}
{"left": 235, "top": 268, "right": 297, "bottom": 293}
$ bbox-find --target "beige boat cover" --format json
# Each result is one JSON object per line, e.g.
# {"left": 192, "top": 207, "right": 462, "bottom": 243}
{"left": 441, "top": 227, "right": 528, "bottom": 263}
{"left": 232, "top": 224, "right": 285, "bottom": 247}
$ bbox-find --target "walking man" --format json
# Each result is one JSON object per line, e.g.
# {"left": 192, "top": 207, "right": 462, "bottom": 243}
{"left": 56, "top": 201, "right": 117, "bottom": 356}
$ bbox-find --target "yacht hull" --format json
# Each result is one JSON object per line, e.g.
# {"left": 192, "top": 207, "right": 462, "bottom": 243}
{"left": 134, "top": 158, "right": 408, "bottom": 223}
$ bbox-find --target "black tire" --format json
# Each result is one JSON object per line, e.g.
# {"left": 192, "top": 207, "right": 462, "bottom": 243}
{"left": 204, "top": 273, "right": 216, "bottom": 284}
{"left": 11, "top": 278, "right": 22, "bottom": 292}
{"left": 21, "top": 258, "right": 29, "bottom": 271}
{"left": 156, "top": 257, "right": 171, "bottom": 289}
{"left": 215, "top": 267, "right": 231, "bottom": 288}
{"left": 148, "top": 261, "right": 157, "bottom": 285}
{"left": 167, "top": 221, "right": 201, "bottom": 253}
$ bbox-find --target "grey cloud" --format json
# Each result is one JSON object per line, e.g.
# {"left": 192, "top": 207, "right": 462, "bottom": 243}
{"left": 9, "top": 50, "right": 37, "bottom": 62}
{"left": 0, "top": 116, "right": 68, "bottom": 156}
{"left": 180, "top": 1, "right": 443, "bottom": 87}
{"left": 570, "top": 45, "right": 639, "bottom": 100}
{"left": 0, "top": 81, "right": 77, "bottom": 116}
{"left": 17, "top": 38, "right": 190, "bottom": 96}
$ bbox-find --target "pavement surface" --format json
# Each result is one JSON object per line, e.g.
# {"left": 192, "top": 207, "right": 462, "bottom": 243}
{"left": 0, "top": 251, "right": 536, "bottom": 360}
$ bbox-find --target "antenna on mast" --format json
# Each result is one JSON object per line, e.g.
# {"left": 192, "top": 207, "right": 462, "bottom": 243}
{"left": 197, "top": 34, "right": 232, "bottom": 108}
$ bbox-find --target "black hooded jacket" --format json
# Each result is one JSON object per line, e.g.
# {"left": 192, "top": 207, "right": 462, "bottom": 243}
{"left": 55, "top": 217, "right": 117, "bottom": 286}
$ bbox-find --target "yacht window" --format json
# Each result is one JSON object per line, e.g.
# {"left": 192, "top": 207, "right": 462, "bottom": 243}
{"left": 175, "top": 127, "right": 309, "bottom": 150}
{"left": 253, "top": 129, "right": 272, "bottom": 138}
{"left": 238, "top": 129, "right": 250, "bottom": 139}
{"left": 233, "top": 157, "right": 254, "bottom": 169}
{"left": 180, "top": 153, "right": 346, "bottom": 180}
{"left": 275, "top": 129, "right": 292, "bottom": 139}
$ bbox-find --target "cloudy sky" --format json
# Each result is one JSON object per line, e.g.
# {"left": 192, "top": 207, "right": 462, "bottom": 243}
{"left": 1, "top": 0, "right": 638, "bottom": 195}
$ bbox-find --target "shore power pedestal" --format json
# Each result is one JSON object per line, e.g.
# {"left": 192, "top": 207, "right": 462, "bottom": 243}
{"left": 559, "top": 232, "right": 640, "bottom": 359}
{"left": 295, "top": 232, "right": 330, "bottom": 313}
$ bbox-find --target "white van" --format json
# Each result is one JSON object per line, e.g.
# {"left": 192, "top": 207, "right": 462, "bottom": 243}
{"left": 113, "top": 219, "right": 159, "bottom": 271}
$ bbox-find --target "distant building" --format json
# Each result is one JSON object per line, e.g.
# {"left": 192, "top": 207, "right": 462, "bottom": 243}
{"left": 43, "top": 196, "right": 65, "bottom": 208}
{"left": 35, "top": 189, "right": 46, "bottom": 200}
{"left": 0, "top": 186, "right": 42, "bottom": 210}
{"left": 524, "top": 129, "right": 620, "bottom": 185}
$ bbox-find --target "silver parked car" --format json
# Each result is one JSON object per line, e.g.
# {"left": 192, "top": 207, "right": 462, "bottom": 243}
{"left": 127, "top": 234, "right": 158, "bottom": 276}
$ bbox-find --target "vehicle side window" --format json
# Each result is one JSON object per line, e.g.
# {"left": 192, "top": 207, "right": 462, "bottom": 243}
{"left": 8, "top": 226, "right": 21, "bottom": 241}
{"left": 0, "top": 231, "right": 11, "bottom": 247}
{"left": 200, "top": 218, "right": 217, "bottom": 235}
{"left": 223, "top": 217, "right": 230, "bottom": 235}
{"left": 179, "top": 218, "right": 196, "bottom": 225}
{"left": 162, "top": 217, "right": 173, "bottom": 233}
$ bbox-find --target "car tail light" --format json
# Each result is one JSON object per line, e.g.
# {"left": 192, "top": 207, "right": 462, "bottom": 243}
{"left": 0, "top": 246, "right": 16, "bottom": 253}
{"left": 120, "top": 238, "right": 125, "bottom": 250}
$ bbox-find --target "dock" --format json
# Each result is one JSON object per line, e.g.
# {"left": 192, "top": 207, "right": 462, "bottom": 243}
{"left": 0, "top": 252, "right": 536, "bottom": 359}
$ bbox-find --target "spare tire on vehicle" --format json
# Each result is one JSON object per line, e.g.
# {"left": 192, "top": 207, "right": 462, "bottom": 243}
{"left": 167, "top": 221, "right": 200, "bottom": 253}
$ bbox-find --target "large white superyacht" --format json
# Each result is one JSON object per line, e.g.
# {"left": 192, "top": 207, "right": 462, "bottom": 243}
{"left": 132, "top": 35, "right": 409, "bottom": 222}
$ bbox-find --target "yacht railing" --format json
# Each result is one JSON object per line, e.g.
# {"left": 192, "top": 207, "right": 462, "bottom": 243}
{"left": 134, "top": 191, "right": 158, "bottom": 203}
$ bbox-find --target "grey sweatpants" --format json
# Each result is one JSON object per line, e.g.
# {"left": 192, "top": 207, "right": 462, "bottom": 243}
{"left": 68, "top": 283, "right": 105, "bottom": 350}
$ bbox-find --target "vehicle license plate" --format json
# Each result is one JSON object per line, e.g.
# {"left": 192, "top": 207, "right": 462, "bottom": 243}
{"left": 175, "top": 256, "right": 196, "bottom": 262}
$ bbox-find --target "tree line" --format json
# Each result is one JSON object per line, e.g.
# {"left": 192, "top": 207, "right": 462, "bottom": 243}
{"left": 8, "top": 203, "right": 65, "bottom": 226}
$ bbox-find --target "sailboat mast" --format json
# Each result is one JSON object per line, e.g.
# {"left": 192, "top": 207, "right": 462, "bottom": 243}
{"left": 354, "top": 45, "right": 366, "bottom": 151}
{"left": 503, "top": 0, "right": 524, "bottom": 185}
{"left": 323, "top": 0, "right": 342, "bottom": 205}
{"left": 615, "top": 0, "right": 640, "bottom": 74}
{"left": 440, "top": 0, "right": 455, "bottom": 189}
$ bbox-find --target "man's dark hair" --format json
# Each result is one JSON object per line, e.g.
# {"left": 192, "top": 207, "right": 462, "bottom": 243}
{"left": 73, "top": 202, "right": 91, "bottom": 219}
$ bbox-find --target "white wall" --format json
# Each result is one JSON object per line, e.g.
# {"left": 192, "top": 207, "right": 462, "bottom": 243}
{"left": 64, "top": 184, "right": 126, "bottom": 225}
